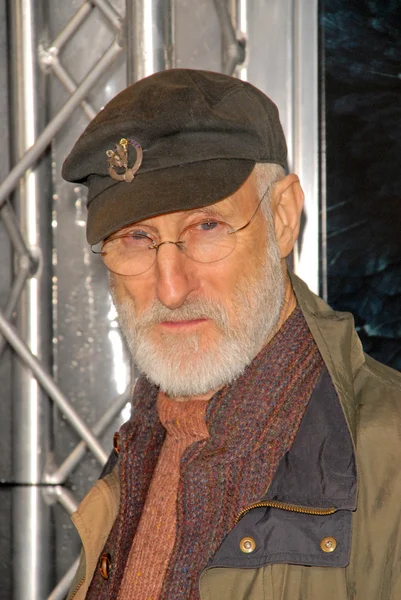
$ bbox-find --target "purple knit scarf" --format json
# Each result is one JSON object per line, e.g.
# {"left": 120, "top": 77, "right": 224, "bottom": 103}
{"left": 87, "top": 307, "right": 323, "bottom": 599}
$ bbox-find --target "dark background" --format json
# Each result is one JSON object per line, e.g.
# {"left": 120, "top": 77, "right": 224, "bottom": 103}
{"left": 321, "top": 0, "right": 401, "bottom": 371}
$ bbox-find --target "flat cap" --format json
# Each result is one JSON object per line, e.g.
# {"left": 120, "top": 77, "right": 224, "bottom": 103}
{"left": 62, "top": 68, "right": 287, "bottom": 245}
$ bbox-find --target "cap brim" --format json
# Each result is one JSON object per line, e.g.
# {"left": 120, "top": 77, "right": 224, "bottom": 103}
{"left": 86, "top": 159, "right": 255, "bottom": 245}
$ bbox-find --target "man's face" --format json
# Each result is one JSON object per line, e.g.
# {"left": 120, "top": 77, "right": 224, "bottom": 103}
{"left": 110, "top": 172, "right": 285, "bottom": 398}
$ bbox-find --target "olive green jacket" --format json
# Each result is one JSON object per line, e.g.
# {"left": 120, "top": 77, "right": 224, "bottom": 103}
{"left": 67, "top": 274, "right": 401, "bottom": 599}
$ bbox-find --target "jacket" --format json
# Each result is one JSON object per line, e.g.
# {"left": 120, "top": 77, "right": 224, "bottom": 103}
{"left": 67, "top": 273, "right": 401, "bottom": 599}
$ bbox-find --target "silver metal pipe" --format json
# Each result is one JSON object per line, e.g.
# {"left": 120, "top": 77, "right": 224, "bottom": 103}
{"left": 51, "top": 1, "right": 92, "bottom": 52}
{"left": 214, "top": 0, "right": 245, "bottom": 75}
{"left": 51, "top": 58, "right": 97, "bottom": 120}
{"left": 214, "top": 0, "right": 236, "bottom": 45}
{"left": 47, "top": 557, "right": 80, "bottom": 600}
{"left": 12, "top": 489, "right": 53, "bottom": 600}
{"left": 10, "top": 0, "right": 52, "bottom": 597}
{"left": 0, "top": 258, "right": 30, "bottom": 358}
{"left": 47, "top": 388, "right": 130, "bottom": 484}
{"left": 0, "top": 200, "right": 36, "bottom": 258}
{"left": 93, "top": 0, "right": 123, "bottom": 31}
{"left": 53, "top": 485, "right": 79, "bottom": 515}
{"left": 0, "top": 40, "right": 122, "bottom": 210}
{"left": 126, "top": 0, "right": 174, "bottom": 84}
{"left": 292, "top": 0, "right": 319, "bottom": 294}
{"left": 230, "top": 0, "right": 248, "bottom": 79}
{"left": 48, "top": 1, "right": 121, "bottom": 56}
{"left": 0, "top": 311, "right": 108, "bottom": 464}
{"left": 0, "top": 202, "right": 35, "bottom": 358}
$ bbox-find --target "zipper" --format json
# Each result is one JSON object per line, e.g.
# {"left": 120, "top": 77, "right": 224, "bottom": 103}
{"left": 68, "top": 576, "right": 85, "bottom": 600}
{"left": 234, "top": 500, "right": 337, "bottom": 525}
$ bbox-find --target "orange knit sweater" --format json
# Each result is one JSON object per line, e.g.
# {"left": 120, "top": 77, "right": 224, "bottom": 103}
{"left": 117, "top": 392, "right": 209, "bottom": 600}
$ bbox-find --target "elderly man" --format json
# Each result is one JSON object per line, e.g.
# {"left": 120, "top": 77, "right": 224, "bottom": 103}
{"left": 63, "top": 69, "right": 401, "bottom": 600}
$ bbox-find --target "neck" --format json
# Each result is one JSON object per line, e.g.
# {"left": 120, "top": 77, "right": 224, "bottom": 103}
{"left": 158, "top": 388, "right": 219, "bottom": 403}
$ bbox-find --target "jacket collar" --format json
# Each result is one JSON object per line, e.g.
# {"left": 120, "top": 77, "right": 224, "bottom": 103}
{"left": 290, "top": 271, "right": 363, "bottom": 442}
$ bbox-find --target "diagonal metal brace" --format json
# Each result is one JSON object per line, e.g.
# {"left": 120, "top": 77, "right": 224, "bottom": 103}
{"left": 0, "top": 40, "right": 121, "bottom": 211}
{"left": 0, "top": 310, "right": 108, "bottom": 465}
{"left": 46, "top": 387, "right": 131, "bottom": 484}
{"left": 47, "top": 556, "right": 80, "bottom": 600}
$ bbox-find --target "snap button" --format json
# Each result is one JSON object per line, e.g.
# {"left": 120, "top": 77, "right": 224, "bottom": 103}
{"left": 99, "top": 553, "right": 111, "bottom": 579}
{"left": 239, "top": 537, "right": 256, "bottom": 553}
{"left": 113, "top": 432, "right": 121, "bottom": 455}
{"left": 320, "top": 536, "right": 337, "bottom": 553}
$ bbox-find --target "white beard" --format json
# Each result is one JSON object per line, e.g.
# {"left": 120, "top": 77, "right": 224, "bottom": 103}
{"left": 112, "top": 239, "right": 285, "bottom": 398}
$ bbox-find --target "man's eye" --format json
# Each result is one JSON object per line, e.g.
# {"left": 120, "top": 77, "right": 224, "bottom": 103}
{"left": 183, "top": 220, "right": 230, "bottom": 243}
{"left": 121, "top": 232, "right": 153, "bottom": 248}
{"left": 196, "top": 221, "right": 219, "bottom": 231}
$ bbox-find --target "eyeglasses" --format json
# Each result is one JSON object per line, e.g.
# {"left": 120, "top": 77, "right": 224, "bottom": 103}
{"left": 92, "top": 186, "right": 270, "bottom": 276}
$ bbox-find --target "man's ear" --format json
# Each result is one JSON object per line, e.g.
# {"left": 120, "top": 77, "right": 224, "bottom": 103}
{"left": 270, "top": 173, "right": 304, "bottom": 258}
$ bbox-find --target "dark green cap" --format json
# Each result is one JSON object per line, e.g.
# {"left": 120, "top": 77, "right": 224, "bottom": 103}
{"left": 62, "top": 69, "right": 287, "bottom": 245}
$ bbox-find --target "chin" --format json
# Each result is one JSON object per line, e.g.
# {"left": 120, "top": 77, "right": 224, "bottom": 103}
{"left": 132, "top": 331, "right": 252, "bottom": 398}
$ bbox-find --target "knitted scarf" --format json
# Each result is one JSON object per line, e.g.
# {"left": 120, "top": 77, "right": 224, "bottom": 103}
{"left": 86, "top": 306, "right": 323, "bottom": 599}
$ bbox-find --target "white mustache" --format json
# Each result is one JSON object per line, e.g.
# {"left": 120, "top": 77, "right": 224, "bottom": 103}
{"left": 134, "top": 297, "right": 230, "bottom": 332}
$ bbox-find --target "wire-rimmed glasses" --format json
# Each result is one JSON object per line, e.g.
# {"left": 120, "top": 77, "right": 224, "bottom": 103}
{"left": 92, "top": 186, "right": 270, "bottom": 276}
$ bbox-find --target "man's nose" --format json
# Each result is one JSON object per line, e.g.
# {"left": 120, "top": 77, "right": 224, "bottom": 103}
{"left": 154, "top": 243, "right": 197, "bottom": 309}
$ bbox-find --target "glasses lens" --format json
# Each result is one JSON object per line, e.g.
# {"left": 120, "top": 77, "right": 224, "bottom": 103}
{"left": 101, "top": 235, "right": 156, "bottom": 276}
{"left": 95, "top": 221, "right": 237, "bottom": 275}
{"left": 180, "top": 221, "right": 236, "bottom": 263}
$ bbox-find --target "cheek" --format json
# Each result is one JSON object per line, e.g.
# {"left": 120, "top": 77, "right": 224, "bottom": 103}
{"left": 110, "top": 273, "right": 154, "bottom": 317}
{"left": 194, "top": 261, "right": 235, "bottom": 294}
{"left": 195, "top": 260, "right": 247, "bottom": 316}
{"left": 210, "top": 240, "right": 266, "bottom": 289}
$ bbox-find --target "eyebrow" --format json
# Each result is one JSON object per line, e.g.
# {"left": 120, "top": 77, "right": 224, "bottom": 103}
{"left": 188, "top": 204, "right": 236, "bottom": 220}
{"left": 117, "top": 202, "right": 238, "bottom": 236}
{"left": 189, "top": 206, "right": 220, "bottom": 217}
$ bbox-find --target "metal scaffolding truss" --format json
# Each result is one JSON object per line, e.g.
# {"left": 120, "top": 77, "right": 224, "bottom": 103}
{"left": 0, "top": 1, "right": 246, "bottom": 598}
{"left": 0, "top": 0, "right": 123, "bottom": 209}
